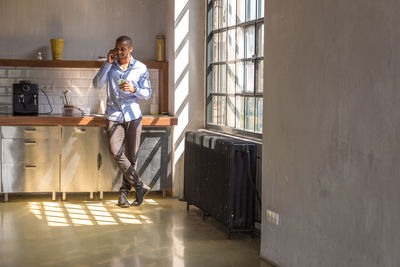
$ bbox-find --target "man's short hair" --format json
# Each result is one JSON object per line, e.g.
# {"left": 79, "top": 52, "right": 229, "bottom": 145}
{"left": 116, "top": 36, "right": 132, "bottom": 46}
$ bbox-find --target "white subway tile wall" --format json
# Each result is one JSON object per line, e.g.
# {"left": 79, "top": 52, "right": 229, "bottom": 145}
{"left": 0, "top": 67, "right": 159, "bottom": 115}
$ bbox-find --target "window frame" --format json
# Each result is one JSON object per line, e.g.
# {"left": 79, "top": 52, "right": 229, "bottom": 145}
{"left": 205, "top": 0, "right": 264, "bottom": 140}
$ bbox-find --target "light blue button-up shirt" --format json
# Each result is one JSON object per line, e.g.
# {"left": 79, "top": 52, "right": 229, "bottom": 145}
{"left": 93, "top": 56, "right": 152, "bottom": 122}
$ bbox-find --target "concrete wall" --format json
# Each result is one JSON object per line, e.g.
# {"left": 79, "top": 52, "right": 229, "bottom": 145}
{"left": 168, "top": 0, "right": 205, "bottom": 198}
{"left": 0, "top": 0, "right": 167, "bottom": 61}
{"left": 261, "top": 0, "right": 400, "bottom": 266}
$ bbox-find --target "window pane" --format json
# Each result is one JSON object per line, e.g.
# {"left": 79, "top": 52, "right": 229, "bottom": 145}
{"left": 236, "top": 62, "right": 244, "bottom": 93}
{"left": 208, "top": 95, "right": 218, "bottom": 124}
{"left": 207, "top": 95, "right": 212, "bottom": 123}
{"left": 236, "top": 96, "right": 245, "bottom": 129}
{"left": 219, "top": 0, "right": 227, "bottom": 29}
{"left": 213, "top": 65, "right": 219, "bottom": 93}
{"left": 237, "top": 0, "right": 245, "bottom": 24}
{"left": 207, "top": 5, "right": 213, "bottom": 34}
{"left": 257, "top": 23, "right": 264, "bottom": 57}
{"left": 207, "top": 67, "right": 214, "bottom": 95}
{"left": 227, "top": 29, "right": 236, "bottom": 61}
{"left": 256, "top": 60, "right": 263, "bottom": 93}
{"left": 255, "top": 97, "right": 263, "bottom": 133}
{"left": 246, "top": 0, "right": 256, "bottom": 21}
{"left": 245, "top": 61, "right": 254, "bottom": 93}
{"left": 236, "top": 27, "right": 244, "bottom": 59}
{"left": 213, "top": 33, "right": 219, "bottom": 62}
{"left": 257, "top": 0, "right": 264, "bottom": 19}
{"left": 245, "top": 97, "right": 255, "bottom": 131}
{"left": 227, "top": 96, "right": 235, "bottom": 127}
{"left": 219, "top": 64, "right": 226, "bottom": 94}
{"left": 245, "top": 26, "right": 255, "bottom": 58}
{"left": 227, "top": 0, "right": 236, "bottom": 27}
{"left": 219, "top": 31, "right": 227, "bottom": 62}
{"left": 207, "top": 37, "right": 213, "bottom": 66}
{"left": 213, "top": 1, "right": 220, "bottom": 30}
{"left": 218, "top": 96, "right": 227, "bottom": 125}
{"left": 227, "top": 63, "right": 235, "bottom": 94}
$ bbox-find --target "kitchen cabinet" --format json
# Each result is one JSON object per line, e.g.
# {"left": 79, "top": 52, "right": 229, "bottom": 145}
{"left": 0, "top": 124, "right": 172, "bottom": 201}
{"left": 98, "top": 126, "right": 171, "bottom": 197}
{"left": 0, "top": 126, "right": 61, "bottom": 199}
{"left": 60, "top": 126, "right": 100, "bottom": 199}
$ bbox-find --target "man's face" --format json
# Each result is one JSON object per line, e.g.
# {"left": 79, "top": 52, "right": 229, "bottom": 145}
{"left": 114, "top": 41, "right": 133, "bottom": 61}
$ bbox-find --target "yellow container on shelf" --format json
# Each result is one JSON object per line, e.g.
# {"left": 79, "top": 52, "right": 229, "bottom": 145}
{"left": 50, "top": 38, "right": 64, "bottom": 60}
{"left": 156, "top": 35, "right": 165, "bottom": 62}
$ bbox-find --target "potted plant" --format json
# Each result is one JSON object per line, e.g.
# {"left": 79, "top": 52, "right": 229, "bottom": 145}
{"left": 60, "top": 90, "right": 74, "bottom": 115}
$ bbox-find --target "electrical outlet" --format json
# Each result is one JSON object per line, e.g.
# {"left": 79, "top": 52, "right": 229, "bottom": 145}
{"left": 266, "top": 209, "right": 279, "bottom": 225}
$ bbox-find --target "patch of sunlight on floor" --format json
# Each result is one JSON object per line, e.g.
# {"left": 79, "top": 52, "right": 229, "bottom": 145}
{"left": 48, "top": 222, "right": 69, "bottom": 227}
{"left": 119, "top": 218, "right": 142, "bottom": 224}
{"left": 44, "top": 206, "right": 63, "bottom": 212}
{"left": 66, "top": 208, "right": 87, "bottom": 214}
{"left": 31, "top": 209, "right": 41, "bottom": 215}
{"left": 43, "top": 202, "right": 60, "bottom": 207}
{"left": 93, "top": 215, "right": 116, "bottom": 222}
{"left": 144, "top": 199, "right": 158, "bottom": 205}
{"left": 69, "top": 213, "right": 90, "bottom": 220}
{"left": 89, "top": 211, "right": 112, "bottom": 217}
{"left": 86, "top": 206, "right": 107, "bottom": 211}
{"left": 72, "top": 219, "right": 94, "bottom": 226}
{"left": 116, "top": 213, "right": 136, "bottom": 218}
{"left": 64, "top": 204, "right": 83, "bottom": 209}
{"left": 44, "top": 211, "right": 66, "bottom": 217}
{"left": 46, "top": 216, "right": 68, "bottom": 223}
{"left": 27, "top": 200, "right": 157, "bottom": 227}
{"left": 96, "top": 220, "right": 118, "bottom": 225}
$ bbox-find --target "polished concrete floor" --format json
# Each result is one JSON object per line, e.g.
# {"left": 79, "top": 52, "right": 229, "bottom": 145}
{"left": 0, "top": 194, "right": 272, "bottom": 267}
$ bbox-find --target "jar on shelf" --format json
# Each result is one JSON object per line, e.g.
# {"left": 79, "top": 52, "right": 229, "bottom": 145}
{"left": 156, "top": 35, "right": 165, "bottom": 62}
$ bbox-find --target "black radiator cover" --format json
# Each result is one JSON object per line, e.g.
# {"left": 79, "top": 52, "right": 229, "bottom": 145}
{"left": 183, "top": 131, "right": 257, "bottom": 238}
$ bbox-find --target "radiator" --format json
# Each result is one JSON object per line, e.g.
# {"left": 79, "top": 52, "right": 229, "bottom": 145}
{"left": 183, "top": 131, "right": 258, "bottom": 239}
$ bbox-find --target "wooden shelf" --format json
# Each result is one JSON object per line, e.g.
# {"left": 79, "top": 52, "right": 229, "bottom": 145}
{"left": 0, "top": 59, "right": 167, "bottom": 69}
{"left": 0, "top": 59, "right": 170, "bottom": 114}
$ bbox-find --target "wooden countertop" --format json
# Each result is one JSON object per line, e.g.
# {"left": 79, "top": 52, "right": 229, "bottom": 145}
{"left": 0, "top": 115, "right": 177, "bottom": 127}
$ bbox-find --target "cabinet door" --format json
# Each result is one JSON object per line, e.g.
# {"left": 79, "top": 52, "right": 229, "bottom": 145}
{"left": 1, "top": 126, "right": 60, "bottom": 139}
{"left": 2, "top": 139, "right": 60, "bottom": 164}
{"left": 1, "top": 161, "right": 60, "bottom": 193}
{"left": 97, "top": 128, "right": 122, "bottom": 191}
{"left": 136, "top": 127, "right": 171, "bottom": 190}
{"left": 61, "top": 127, "right": 99, "bottom": 192}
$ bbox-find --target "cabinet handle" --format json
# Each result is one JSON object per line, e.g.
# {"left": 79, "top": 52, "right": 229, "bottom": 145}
{"left": 24, "top": 140, "right": 36, "bottom": 144}
{"left": 75, "top": 128, "right": 87, "bottom": 133}
{"left": 24, "top": 165, "right": 37, "bottom": 169}
{"left": 24, "top": 127, "right": 37, "bottom": 132}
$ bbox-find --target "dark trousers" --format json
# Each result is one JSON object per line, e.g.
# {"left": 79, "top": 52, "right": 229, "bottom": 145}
{"left": 106, "top": 118, "right": 144, "bottom": 196}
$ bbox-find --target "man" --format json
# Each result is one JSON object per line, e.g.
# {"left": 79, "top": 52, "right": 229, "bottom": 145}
{"left": 93, "top": 36, "right": 152, "bottom": 207}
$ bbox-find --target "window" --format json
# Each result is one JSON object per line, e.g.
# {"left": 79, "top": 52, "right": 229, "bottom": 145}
{"left": 206, "top": 0, "right": 264, "bottom": 137}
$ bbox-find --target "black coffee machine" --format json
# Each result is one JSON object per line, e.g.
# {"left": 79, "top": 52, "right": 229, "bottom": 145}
{"left": 13, "top": 81, "right": 39, "bottom": 115}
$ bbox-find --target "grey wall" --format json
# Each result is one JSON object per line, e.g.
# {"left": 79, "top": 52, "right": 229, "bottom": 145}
{"left": 261, "top": 0, "right": 400, "bottom": 266}
{"left": 0, "top": 0, "right": 167, "bottom": 61}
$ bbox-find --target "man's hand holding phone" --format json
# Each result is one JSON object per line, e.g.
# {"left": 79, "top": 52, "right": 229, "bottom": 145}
{"left": 107, "top": 48, "right": 117, "bottom": 64}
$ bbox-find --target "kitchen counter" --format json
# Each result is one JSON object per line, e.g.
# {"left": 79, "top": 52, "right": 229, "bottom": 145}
{"left": 0, "top": 114, "right": 178, "bottom": 126}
